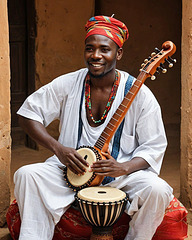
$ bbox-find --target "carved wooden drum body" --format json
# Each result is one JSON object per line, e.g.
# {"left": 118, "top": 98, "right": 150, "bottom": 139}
{"left": 75, "top": 186, "right": 129, "bottom": 240}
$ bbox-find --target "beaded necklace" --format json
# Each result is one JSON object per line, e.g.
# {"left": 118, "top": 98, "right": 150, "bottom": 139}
{"left": 85, "top": 71, "right": 120, "bottom": 124}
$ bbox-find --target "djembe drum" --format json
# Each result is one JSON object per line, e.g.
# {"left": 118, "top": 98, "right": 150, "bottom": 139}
{"left": 75, "top": 186, "right": 129, "bottom": 240}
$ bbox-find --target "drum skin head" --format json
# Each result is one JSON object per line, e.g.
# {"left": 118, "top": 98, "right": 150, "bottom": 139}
{"left": 67, "top": 148, "right": 97, "bottom": 187}
{"left": 77, "top": 186, "right": 126, "bottom": 203}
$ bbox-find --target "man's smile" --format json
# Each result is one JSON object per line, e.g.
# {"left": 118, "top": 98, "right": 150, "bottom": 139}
{"left": 89, "top": 62, "right": 104, "bottom": 67}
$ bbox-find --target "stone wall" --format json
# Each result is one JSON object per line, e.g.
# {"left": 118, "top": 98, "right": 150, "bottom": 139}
{"left": 180, "top": 0, "right": 192, "bottom": 223}
{"left": 0, "top": 0, "right": 11, "bottom": 226}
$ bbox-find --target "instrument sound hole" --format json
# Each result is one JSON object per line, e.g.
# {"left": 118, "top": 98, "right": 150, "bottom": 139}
{"left": 84, "top": 155, "right": 88, "bottom": 160}
{"left": 97, "top": 191, "right": 107, "bottom": 194}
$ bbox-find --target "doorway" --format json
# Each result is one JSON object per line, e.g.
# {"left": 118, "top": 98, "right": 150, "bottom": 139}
{"left": 8, "top": 0, "right": 36, "bottom": 148}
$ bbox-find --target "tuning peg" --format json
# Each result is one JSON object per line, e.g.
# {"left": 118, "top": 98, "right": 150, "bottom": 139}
{"left": 151, "top": 75, "right": 156, "bottom": 80}
{"left": 151, "top": 52, "right": 156, "bottom": 57}
{"left": 162, "top": 68, "right": 167, "bottom": 73}
{"left": 141, "top": 63, "right": 145, "bottom": 67}
{"left": 164, "top": 58, "right": 173, "bottom": 68}
{"left": 154, "top": 47, "right": 163, "bottom": 55}
{"left": 160, "top": 63, "right": 167, "bottom": 73}
{"left": 168, "top": 56, "right": 177, "bottom": 63}
{"left": 144, "top": 56, "right": 152, "bottom": 63}
{"left": 155, "top": 47, "right": 161, "bottom": 53}
{"left": 157, "top": 66, "right": 167, "bottom": 74}
{"left": 160, "top": 63, "right": 165, "bottom": 68}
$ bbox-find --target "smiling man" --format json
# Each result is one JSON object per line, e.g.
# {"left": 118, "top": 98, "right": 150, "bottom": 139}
{"left": 14, "top": 16, "right": 174, "bottom": 240}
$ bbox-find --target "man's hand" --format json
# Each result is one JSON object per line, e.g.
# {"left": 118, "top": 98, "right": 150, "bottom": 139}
{"left": 56, "top": 145, "right": 89, "bottom": 175}
{"left": 89, "top": 151, "right": 128, "bottom": 178}
{"left": 89, "top": 151, "right": 150, "bottom": 178}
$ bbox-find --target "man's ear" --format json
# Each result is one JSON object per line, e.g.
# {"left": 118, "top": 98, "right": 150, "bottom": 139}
{"left": 116, "top": 48, "right": 123, "bottom": 61}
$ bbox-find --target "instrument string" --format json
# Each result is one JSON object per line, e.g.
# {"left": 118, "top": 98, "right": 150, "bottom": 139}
{"left": 106, "top": 125, "right": 113, "bottom": 131}
{"left": 108, "top": 122, "right": 115, "bottom": 127}
{"left": 117, "top": 108, "right": 124, "bottom": 113}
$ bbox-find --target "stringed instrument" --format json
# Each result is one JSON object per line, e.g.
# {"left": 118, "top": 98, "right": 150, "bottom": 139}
{"left": 64, "top": 41, "right": 176, "bottom": 191}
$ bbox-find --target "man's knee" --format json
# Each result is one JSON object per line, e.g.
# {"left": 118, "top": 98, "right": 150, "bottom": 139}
{"left": 143, "top": 178, "right": 173, "bottom": 205}
{"left": 14, "top": 163, "right": 43, "bottom": 184}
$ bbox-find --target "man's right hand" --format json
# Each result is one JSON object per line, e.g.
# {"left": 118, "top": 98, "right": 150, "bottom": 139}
{"left": 55, "top": 145, "right": 89, "bottom": 175}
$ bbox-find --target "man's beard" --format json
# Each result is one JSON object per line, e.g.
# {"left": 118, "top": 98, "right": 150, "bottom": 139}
{"left": 88, "top": 67, "right": 114, "bottom": 79}
{"left": 88, "top": 70, "right": 105, "bottom": 78}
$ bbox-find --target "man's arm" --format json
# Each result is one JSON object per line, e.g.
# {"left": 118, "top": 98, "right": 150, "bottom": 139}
{"left": 90, "top": 152, "right": 150, "bottom": 177}
{"left": 19, "top": 116, "right": 89, "bottom": 175}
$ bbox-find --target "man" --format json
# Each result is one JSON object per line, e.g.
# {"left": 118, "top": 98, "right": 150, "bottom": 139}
{"left": 14, "top": 16, "right": 173, "bottom": 240}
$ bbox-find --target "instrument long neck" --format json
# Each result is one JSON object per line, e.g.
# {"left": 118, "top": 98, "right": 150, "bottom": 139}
{"left": 94, "top": 72, "right": 147, "bottom": 152}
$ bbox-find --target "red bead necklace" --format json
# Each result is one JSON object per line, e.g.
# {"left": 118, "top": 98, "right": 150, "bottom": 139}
{"left": 85, "top": 71, "right": 120, "bottom": 124}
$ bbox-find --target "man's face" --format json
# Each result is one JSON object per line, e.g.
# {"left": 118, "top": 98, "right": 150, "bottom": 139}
{"left": 84, "top": 34, "right": 123, "bottom": 78}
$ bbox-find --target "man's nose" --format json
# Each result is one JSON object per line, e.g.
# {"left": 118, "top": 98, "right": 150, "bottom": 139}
{"left": 91, "top": 49, "right": 102, "bottom": 59}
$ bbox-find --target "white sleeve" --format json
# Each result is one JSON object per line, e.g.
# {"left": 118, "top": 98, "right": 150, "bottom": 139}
{"left": 132, "top": 87, "right": 167, "bottom": 174}
{"left": 17, "top": 76, "right": 69, "bottom": 127}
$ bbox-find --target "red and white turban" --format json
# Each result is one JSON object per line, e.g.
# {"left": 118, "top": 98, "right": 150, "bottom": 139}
{"left": 85, "top": 16, "right": 129, "bottom": 48}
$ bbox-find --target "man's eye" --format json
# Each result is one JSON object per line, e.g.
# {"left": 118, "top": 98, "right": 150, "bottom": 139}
{"left": 85, "top": 47, "right": 93, "bottom": 51}
{"left": 102, "top": 48, "right": 110, "bottom": 52}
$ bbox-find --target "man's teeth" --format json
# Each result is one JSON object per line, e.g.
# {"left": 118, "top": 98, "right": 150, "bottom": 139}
{"left": 92, "top": 64, "right": 101, "bottom": 67}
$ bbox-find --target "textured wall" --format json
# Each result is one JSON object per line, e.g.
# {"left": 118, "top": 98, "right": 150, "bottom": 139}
{"left": 0, "top": 0, "right": 11, "bottom": 226}
{"left": 35, "top": 0, "right": 95, "bottom": 137}
{"left": 180, "top": 0, "right": 192, "bottom": 223}
{"left": 35, "top": 0, "right": 95, "bottom": 87}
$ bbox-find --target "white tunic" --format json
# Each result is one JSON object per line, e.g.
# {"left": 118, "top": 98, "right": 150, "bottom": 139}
{"left": 17, "top": 68, "right": 167, "bottom": 175}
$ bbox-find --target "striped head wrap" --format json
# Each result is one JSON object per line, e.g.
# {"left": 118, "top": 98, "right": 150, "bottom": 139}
{"left": 85, "top": 16, "right": 129, "bottom": 48}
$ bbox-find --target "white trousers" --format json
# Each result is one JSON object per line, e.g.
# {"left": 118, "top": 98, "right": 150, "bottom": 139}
{"left": 14, "top": 161, "right": 173, "bottom": 240}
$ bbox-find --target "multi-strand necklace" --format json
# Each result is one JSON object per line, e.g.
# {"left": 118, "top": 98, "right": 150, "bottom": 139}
{"left": 85, "top": 71, "right": 120, "bottom": 124}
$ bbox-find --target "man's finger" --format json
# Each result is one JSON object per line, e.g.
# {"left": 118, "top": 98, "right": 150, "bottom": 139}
{"left": 101, "top": 151, "right": 111, "bottom": 159}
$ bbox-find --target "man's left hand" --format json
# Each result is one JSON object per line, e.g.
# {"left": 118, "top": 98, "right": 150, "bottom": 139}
{"left": 89, "top": 151, "right": 128, "bottom": 177}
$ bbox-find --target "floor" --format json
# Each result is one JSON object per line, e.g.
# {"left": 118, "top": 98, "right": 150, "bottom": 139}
{"left": 1, "top": 141, "right": 192, "bottom": 239}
